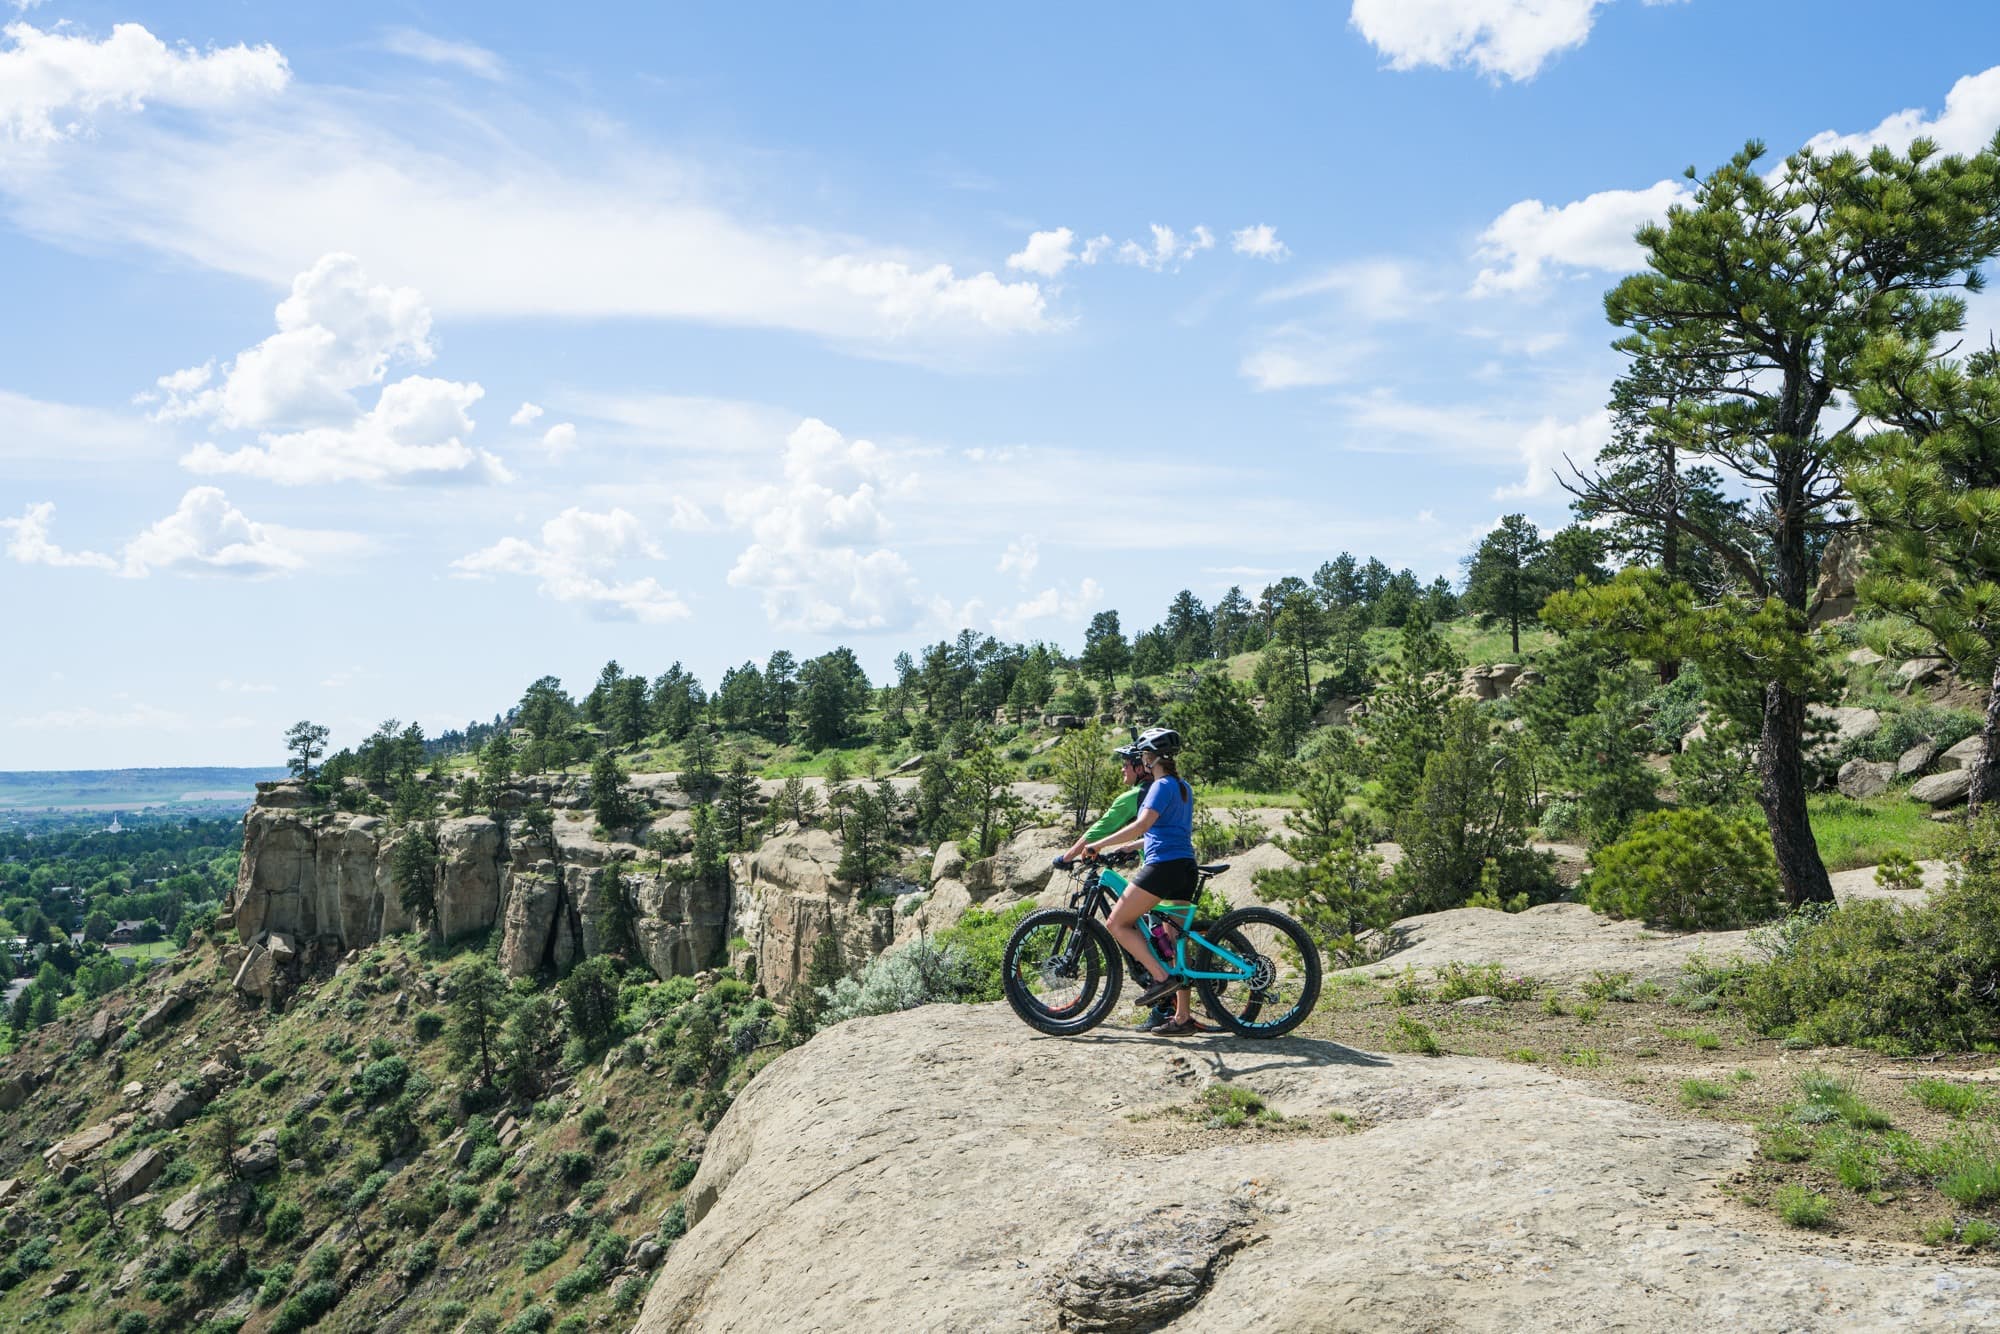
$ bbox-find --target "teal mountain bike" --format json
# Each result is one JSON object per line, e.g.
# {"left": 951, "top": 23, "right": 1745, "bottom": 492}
{"left": 1002, "top": 851, "right": 1321, "bottom": 1039}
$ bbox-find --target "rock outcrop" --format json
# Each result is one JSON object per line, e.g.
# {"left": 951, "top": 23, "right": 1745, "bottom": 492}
{"left": 636, "top": 1004, "right": 1997, "bottom": 1333}
{"left": 739, "top": 830, "right": 893, "bottom": 998}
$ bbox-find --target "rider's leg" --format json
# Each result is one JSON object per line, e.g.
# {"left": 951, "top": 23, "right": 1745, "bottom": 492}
{"left": 1106, "top": 886, "right": 1169, "bottom": 985}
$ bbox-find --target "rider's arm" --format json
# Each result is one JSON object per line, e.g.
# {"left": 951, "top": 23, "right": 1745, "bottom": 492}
{"left": 1088, "top": 805, "right": 1157, "bottom": 856}
{"left": 1065, "top": 787, "right": 1140, "bottom": 860}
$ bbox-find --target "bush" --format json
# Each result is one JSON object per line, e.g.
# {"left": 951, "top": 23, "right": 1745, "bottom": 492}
{"left": 521, "top": 1238, "right": 565, "bottom": 1274}
{"left": 1773, "top": 1184, "right": 1832, "bottom": 1229}
{"left": 265, "top": 1199, "right": 304, "bottom": 1243}
{"left": 1850, "top": 703, "right": 1981, "bottom": 764}
{"left": 1735, "top": 821, "right": 2000, "bottom": 1051}
{"left": 669, "top": 1158, "right": 699, "bottom": 1190}
{"left": 355, "top": 1055, "right": 411, "bottom": 1102}
{"left": 502, "top": 1308, "right": 553, "bottom": 1334}
{"left": 413, "top": 1010, "right": 445, "bottom": 1041}
{"left": 552, "top": 1263, "right": 605, "bottom": 1303}
{"left": 1583, "top": 809, "right": 1781, "bottom": 930}
{"left": 929, "top": 902, "right": 1038, "bottom": 1003}
{"left": 815, "top": 937, "right": 983, "bottom": 1025}
{"left": 271, "top": 1279, "right": 338, "bottom": 1334}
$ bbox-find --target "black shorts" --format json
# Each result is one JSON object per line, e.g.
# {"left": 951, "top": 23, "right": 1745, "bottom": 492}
{"left": 1130, "top": 858, "right": 1198, "bottom": 903}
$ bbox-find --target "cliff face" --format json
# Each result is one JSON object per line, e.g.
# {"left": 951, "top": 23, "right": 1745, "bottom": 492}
{"left": 229, "top": 779, "right": 733, "bottom": 993}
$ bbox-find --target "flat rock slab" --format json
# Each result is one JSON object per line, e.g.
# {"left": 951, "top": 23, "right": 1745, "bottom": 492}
{"left": 636, "top": 1004, "right": 1999, "bottom": 1333}
{"left": 1351, "top": 865, "right": 1949, "bottom": 986}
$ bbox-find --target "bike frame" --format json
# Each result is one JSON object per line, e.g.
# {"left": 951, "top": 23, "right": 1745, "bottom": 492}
{"left": 1068, "top": 863, "right": 1258, "bottom": 983}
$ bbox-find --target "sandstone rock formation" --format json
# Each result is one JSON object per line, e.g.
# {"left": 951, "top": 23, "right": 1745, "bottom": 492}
{"left": 1836, "top": 758, "right": 1894, "bottom": 800}
{"left": 1910, "top": 768, "right": 1972, "bottom": 808}
{"left": 637, "top": 1004, "right": 1996, "bottom": 1333}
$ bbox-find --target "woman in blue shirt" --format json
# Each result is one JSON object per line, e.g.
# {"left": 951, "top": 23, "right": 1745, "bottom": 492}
{"left": 1084, "top": 727, "right": 1202, "bottom": 1034}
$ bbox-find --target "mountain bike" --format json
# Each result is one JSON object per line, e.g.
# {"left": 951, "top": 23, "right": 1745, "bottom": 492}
{"left": 1002, "top": 850, "right": 1321, "bottom": 1039}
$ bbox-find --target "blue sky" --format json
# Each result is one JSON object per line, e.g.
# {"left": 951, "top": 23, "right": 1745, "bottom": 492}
{"left": 5, "top": 0, "right": 2000, "bottom": 767}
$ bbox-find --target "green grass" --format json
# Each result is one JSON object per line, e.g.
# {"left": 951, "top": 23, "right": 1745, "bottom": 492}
{"left": 1503, "top": 1048, "right": 1539, "bottom": 1063}
{"left": 1795, "top": 1073, "right": 1892, "bottom": 1130}
{"left": 1392, "top": 1016, "right": 1442, "bottom": 1057}
{"left": 1660, "top": 1025, "right": 1723, "bottom": 1051}
{"left": 108, "top": 940, "right": 178, "bottom": 961}
{"left": 1773, "top": 1184, "right": 1833, "bottom": 1229}
{"left": 1560, "top": 1049, "right": 1604, "bottom": 1069}
{"left": 1806, "top": 794, "right": 1951, "bottom": 872}
{"left": 1910, "top": 1079, "right": 1994, "bottom": 1118}
{"left": 1680, "top": 1078, "right": 1732, "bottom": 1107}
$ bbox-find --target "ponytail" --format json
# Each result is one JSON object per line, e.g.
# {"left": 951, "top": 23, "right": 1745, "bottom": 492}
{"left": 1153, "top": 754, "right": 1189, "bottom": 804}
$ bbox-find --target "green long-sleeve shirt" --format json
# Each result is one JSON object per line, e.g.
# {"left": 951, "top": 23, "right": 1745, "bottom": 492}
{"left": 1084, "top": 784, "right": 1148, "bottom": 845}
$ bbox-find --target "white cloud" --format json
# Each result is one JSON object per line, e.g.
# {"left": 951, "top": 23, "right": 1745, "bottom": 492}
{"left": 4, "top": 488, "right": 361, "bottom": 578}
{"left": 509, "top": 401, "right": 543, "bottom": 427}
{"left": 992, "top": 578, "right": 1103, "bottom": 637}
{"left": 1080, "top": 224, "right": 1215, "bottom": 272}
{"left": 1495, "top": 409, "right": 1611, "bottom": 499}
{"left": 0, "top": 76, "right": 1053, "bottom": 348}
{"left": 454, "top": 507, "right": 688, "bottom": 623}
{"left": 1348, "top": 0, "right": 1606, "bottom": 82}
{"left": 1470, "top": 179, "right": 1688, "bottom": 296}
{"left": 1007, "top": 227, "right": 1076, "bottom": 277}
{"left": 667, "top": 496, "right": 715, "bottom": 531}
{"left": 1260, "top": 259, "right": 1437, "bottom": 321}
{"left": 1231, "top": 224, "right": 1289, "bottom": 261}
{"left": 1, "top": 501, "right": 117, "bottom": 570}
{"left": 10, "top": 700, "right": 188, "bottom": 732}
{"left": 182, "top": 374, "right": 508, "bottom": 485}
{"left": 724, "top": 417, "right": 925, "bottom": 633}
{"left": 540, "top": 422, "right": 577, "bottom": 456}
{"left": 155, "top": 252, "right": 434, "bottom": 430}
{"left": 1805, "top": 65, "right": 2000, "bottom": 159}
{"left": 378, "top": 28, "right": 504, "bottom": 81}
{"left": 158, "top": 253, "right": 508, "bottom": 485}
{"left": 0, "top": 19, "right": 288, "bottom": 144}
{"left": 216, "top": 679, "right": 276, "bottom": 693}
{"left": 1240, "top": 324, "right": 1376, "bottom": 390}
{"left": 997, "top": 536, "right": 1039, "bottom": 585}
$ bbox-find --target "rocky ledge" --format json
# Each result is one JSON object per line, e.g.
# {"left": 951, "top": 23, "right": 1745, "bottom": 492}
{"left": 636, "top": 1003, "right": 1997, "bottom": 1333}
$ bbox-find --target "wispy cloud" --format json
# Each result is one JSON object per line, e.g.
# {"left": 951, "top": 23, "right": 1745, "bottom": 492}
{"left": 379, "top": 28, "right": 504, "bottom": 81}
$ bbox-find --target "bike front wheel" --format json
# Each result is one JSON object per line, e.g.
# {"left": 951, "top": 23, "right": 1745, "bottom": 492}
{"left": 1002, "top": 908, "right": 1122, "bottom": 1036}
{"left": 1192, "top": 906, "right": 1321, "bottom": 1039}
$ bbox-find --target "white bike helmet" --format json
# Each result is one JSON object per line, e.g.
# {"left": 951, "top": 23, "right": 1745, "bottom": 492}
{"left": 1133, "top": 726, "right": 1181, "bottom": 758}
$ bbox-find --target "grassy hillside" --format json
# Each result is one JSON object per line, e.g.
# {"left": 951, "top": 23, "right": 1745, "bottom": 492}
{"left": 0, "top": 926, "right": 772, "bottom": 1333}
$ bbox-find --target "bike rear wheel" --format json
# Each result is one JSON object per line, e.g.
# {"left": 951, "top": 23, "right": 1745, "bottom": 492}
{"left": 1192, "top": 906, "right": 1321, "bottom": 1039}
{"left": 1002, "top": 908, "right": 1122, "bottom": 1036}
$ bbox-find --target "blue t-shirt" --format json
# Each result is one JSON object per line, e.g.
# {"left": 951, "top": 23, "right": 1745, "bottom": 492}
{"left": 1140, "top": 777, "right": 1196, "bottom": 864}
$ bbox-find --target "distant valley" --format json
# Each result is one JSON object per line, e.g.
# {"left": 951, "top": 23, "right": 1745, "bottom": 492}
{"left": 0, "top": 767, "right": 287, "bottom": 813}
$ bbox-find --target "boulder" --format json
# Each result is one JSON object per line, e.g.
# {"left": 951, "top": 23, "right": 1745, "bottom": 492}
{"left": 1836, "top": 759, "right": 1895, "bottom": 801}
{"left": 962, "top": 827, "right": 1070, "bottom": 904}
{"left": 628, "top": 1238, "right": 667, "bottom": 1270}
{"left": 145, "top": 1083, "right": 204, "bottom": 1130}
{"left": 1896, "top": 741, "right": 1940, "bottom": 780}
{"left": 635, "top": 1004, "right": 2000, "bottom": 1334}
{"left": 0, "top": 1074, "right": 30, "bottom": 1112}
{"left": 1809, "top": 705, "right": 1881, "bottom": 753}
{"left": 1895, "top": 657, "right": 1947, "bottom": 691}
{"left": 1845, "top": 647, "right": 1886, "bottom": 668}
{"left": 136, "top": 985, "right": 196, "bottom": 1036}
{"left": 233, "top": 944, "right": 275, "bottom": 1001}
{"left": 45, "top": 1119, "right": 126, "bottom": 1170}
{"left": 0, "top": 1180, "right": 15, "bottom": 1206}
{"left": 1811, "top": 531, "right": 1865, "bottom": 624}
{"left": 87, "top": 1008, "right": 123, "bottom": 1051}
{"left": 1939, "top": 736, "right": 1984, "bottom": 772}
{"left": 1679, "top": 722, "right": 1708, "bottom": 752}
{"left": 1910, "top": 769, "right": 1972, "bottom": 808}
{"left": 265, "top": 931, "right": 297, "bottom": 964}
{"left": 253, "top": 780, "right": 313, "bottom": 808}
{"left": 163, "top": 1186, "right": 206, "bottom": 1233}
{"left": 107, "top": 1147, "right": 166, "bottom": 1206}
{"left": 232, "top": 1129, "right": 281, "bottom": 1179}
{"left": 930, "top": 841, "right": 965, "bottom": 885}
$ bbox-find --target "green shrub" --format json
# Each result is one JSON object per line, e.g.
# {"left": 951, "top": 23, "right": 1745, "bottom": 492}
{"left": 1772, "top": 1184, "right": 1832, "bottom": 1229}
{"left": 259, "top": 1070, "right": 288, "bottom": 1096}
{"left": 355, "top": 1055, "right": 410, "bottom": 1102}
{"left": 579, "top": 1106, "right": 608, "bottom": 1134}
{"left": 668, "top": 1158, "right": 699, "bottom": 1190}
{"left": 591, "top": 1126, "right": 618, "bottom": 1154}
{"left": 502, "top": 1308, "right": 553, "bottom": 1334}
{"left": 659, "top": 1200, "right": 687, "bottom": 1242}
{"left": 1679, "top": 1079, "right": 1730, "bottom": 1107}
{"left": 271, "top": 1279, "right": 338, "bottom": 1334}
{"left": 521, "top": 1238, "right": 565, "bottom": 1274}
{"left": 401, "top": 1240, "right": 439, "bottom": 1282}
{"left": 1583, "top": 809, "right": 1781, "bottom": 929}
{"left": 1392, "top": 1016, "right": 1442, "bottom": 1057}
{"left": 552, "top": 1263, "right": 605, "bottom": 1303}
{"left": 265, "top": 1200, "right": 304, "bottom": 1243}
{"left": 305, "top": 1246, "right": 340, "bottom": 1282}
{"left": 468, "top": 1145, "right": 503, "bottom": 1179}
{"left": 1736, "top": 825, "right": 2000, "bottom": 1052}
{"left": 1431, "top": 961, "right": 1535, "bottom": 1002}
{"left": 413, "top": 1010, "right": 445, "bottom": 1042}
{"left": 1911, "top": 1079, "right": 1993, "bottom": 1117}
{"left": 116, "top": 1314, "right": 151, "bottom": 1334}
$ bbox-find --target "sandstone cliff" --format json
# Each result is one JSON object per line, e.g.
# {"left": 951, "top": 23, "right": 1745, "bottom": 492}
{"left": 635, "top": 1003, "right": 1998, "bottom": 1333}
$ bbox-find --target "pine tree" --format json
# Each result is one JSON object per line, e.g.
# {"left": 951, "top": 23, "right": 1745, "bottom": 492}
{"left": 953, "top": 741, "right": 1016, "bottom": 857}
{"left": 1253, "top": 762, "right": 1389, "bottom": 956}
{"left": 590, "top": 750, "right": 637, "bottom": 832}
{"left": 1573, "top": 133, "right": 2000, "bottom": 907}
{"left": 1080, "top": 611, "right": 1131, "bottom": 695}
{"left": 836, "top": 784, "right": 892, "bottom": 893}
{"left": 717, "top": 751, "right": 759, "bottom": 851}
{"left": 597, "top": 857, "right": 639, "bottom": 961}
{"left": 1173, "top": 673, "right": 1264, "bottom": 783}
{"left": 1461, "top": 514, "right": 1547, "bottom": 655}
{"left": 447, "top": 959, "right": 510, "bottom": 1089}
{"left": 391, "top": 822, "right": 441, "bottom": 942}
{"left": 284, "top": 720, "right": 329, "bottom": 781}
{"left": 1050, "top": 722, "right": 1119, "bottom": 829}
{"left": 1361, "top": 608, "right": 1465, "bottom": 814}
{"left": 561, "top": 956, "right": 622, "bottom": 1054}
{"left": 1849, "top": 340, "right": 2000, "bottom": 810}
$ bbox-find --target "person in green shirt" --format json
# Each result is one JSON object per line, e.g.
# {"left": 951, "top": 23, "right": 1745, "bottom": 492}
{"left": 1054, "top": 742, "right": 1188, "bottom": 1032}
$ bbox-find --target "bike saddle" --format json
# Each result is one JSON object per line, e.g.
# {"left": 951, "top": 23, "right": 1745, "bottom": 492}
{"left": 1197, "top": 862, "right": 1230, "bottom": 875}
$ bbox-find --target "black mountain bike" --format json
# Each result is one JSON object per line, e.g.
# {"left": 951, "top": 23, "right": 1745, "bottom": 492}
{"left": 1001, "top": 851, "right": 1321, "bottom": 1039}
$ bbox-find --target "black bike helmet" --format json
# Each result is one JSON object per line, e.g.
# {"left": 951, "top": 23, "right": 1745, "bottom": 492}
{"left": 1133, "top": 726, "right": 1180, "bottom": 758}
{"left": 1113, "top": 743, "right": 1144, "bottom": 763}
